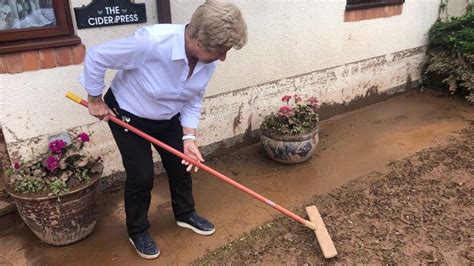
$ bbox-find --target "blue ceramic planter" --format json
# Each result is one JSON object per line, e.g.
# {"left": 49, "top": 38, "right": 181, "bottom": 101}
{"left": 260, "top": 126, "right": 319, "bottom": 164}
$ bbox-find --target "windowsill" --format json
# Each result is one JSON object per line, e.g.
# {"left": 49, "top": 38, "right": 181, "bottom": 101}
{"left": 344, "top": 4, "right": 403, "bottom": 22}
{"left": 0, "top": 35, "right": 81, "bottom": 54}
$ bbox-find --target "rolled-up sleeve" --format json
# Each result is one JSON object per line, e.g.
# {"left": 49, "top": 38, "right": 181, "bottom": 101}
{"left": 180, "top": 89, "right": 206, "bottom": 129}
{"left": 79, "top": 29, "right": 153, "bottom": 96}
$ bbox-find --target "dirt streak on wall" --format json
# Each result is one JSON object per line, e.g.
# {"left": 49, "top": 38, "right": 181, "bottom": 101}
{"left": 4, "top": 46, "right": 425, "bottom": 176}
{"left": 199, "top": 46, "right": 425, "bottom": 156}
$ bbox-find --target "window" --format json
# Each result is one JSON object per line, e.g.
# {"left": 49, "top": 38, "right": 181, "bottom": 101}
{"left": 0, "top": 0, "right": 80, "bottom": 54}
{"left": 346, "top": 0, "right": 405, "bottom": 11}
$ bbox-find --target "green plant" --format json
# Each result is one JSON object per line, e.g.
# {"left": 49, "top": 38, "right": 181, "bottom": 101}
{"left": 14, "top": 177, "right": 44, "bottom": 194}
{"left": 261, "top": 95, "right": 320, "bottom": 136}
{"left": 423, "top": 4, "right": 474, "bottom": 101}
{"left": 75, "top": 168, "right": 91, "bottom": 182}
{"left": 7, "top": 132, "right": 103, "bottom": 197}
{"left": 49, "top": 180, "right": 69, "bottom": 196}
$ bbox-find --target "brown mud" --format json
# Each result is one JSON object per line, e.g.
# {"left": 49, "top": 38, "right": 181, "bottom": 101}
{"left": 0, "top": 92, "right": 472, "bottom": 265}
{"left": 196, "top": 125, "right": 474, "bottom": 265}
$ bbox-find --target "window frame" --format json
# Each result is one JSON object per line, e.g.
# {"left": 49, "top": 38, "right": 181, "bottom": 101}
{"left": 346, "top": 0, "right": 405, "bottom": 11}
{"left": 0, "top": 0, "right": 80, "bottom": 54}
{"left": 156, "top": 0, "right": 172, "bottom": 23}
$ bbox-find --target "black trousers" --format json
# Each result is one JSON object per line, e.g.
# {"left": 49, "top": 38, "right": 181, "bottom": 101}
{"left": 104, "top": 90, "right": 195, "bottom": 237}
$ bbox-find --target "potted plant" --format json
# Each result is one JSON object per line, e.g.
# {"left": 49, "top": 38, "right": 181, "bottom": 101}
{"left": 4, "top": 132, "right": 104, "bottom": 246}
{"left": 260, "top": 94, "right": 321, "bottom": 164}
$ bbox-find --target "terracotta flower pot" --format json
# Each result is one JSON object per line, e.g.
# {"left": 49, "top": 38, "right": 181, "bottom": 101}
{"left": 260, "top": 126, "right": 319, "bottom": 164}
{"left": 8, "top": 172, "right": 102, "bottom": 246}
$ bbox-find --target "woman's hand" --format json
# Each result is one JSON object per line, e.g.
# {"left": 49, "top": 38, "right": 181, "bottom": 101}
{"left": 87, "top": 95, "right": 115, "bottom": 121}
{"left": 182, "top": 140, "right": 204, "bottom": 172}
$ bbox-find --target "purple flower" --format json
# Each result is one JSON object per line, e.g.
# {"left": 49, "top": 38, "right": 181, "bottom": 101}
{"left": 78, "top": 132, "right": 90, "bottom": 142}
{"left": 49, "top": 140, "right": 66, "bottom": 154}
{"left": 46, "top": 156, "right": 59, "bottom": 172}
{"left": 13, "top": 162, "right": 20, "bottom": 170}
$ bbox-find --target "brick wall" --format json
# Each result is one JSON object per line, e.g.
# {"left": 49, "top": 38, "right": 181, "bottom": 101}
{"left": 0, "top": 45, "right": 86, "bottom": 74}
{"left": 345, "top": 5, "right": 403, "bottom": 22}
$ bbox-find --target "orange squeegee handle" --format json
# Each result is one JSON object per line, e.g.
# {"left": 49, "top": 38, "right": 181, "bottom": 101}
{"left": 66, "top": 92, "right": 315, "bottom": 230}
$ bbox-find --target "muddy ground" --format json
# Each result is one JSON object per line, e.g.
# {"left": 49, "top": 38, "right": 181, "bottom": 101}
{"left": 0, "top": 92, "right": 473, "bottom": 265}
{"left": 195, "top": 125, "right": 474, "bottom": 265}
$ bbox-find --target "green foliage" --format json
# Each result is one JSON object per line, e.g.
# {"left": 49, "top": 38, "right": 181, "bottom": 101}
{"left": 428, "top": 7, "right": 474, "bottom": 55}
{"left": 49, "top": 180, "right": 69, "bottom": 196}
{"left": 75, "top": 168, "right": 91, "bottom": 182}
{"left": 261, "top": 95, "right": 320, "bottom": 136}
{"left": 7, "top": 132, "right": 103, "bottom": 197}
{"left": 14, "top": 177, "right": 44, "bottom": 194}
{"left": 423, "top": 5, "right": 474, "bottom": 101}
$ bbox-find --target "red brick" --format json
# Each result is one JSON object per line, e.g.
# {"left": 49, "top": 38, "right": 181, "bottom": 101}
{"left": 54, "top": 47, "right": 73, "bottom": 66}
{"left": 39, "top": 49, "right": 56, "bottom": 69}
{"left": 392, "top": 5, "right": 403, "bottom": 16}
{"left": 72, "top": 45, "right": 86, "bottom": 65}
{"left": 362, "top": 9, "right": 370, "bottom": 20}
{"left": 356, "top": 9, "right": 365, "bottom": 20}
{"left": 21, "top": 50, "right": 40, "bottom": 72}
{"left": 345, "top": 4, "right": 403, "bottom": 22}
{"left": 375, "top": 7, "right": 385, "bottom": 18}
{"left": 344, "top": 12, "right": 349, "bottom": 22}
{"left": 0, "top": 57, "right": 7, "bottom": 73}
{"left": 4, "top": 53, "right": 23, "bottom": 74}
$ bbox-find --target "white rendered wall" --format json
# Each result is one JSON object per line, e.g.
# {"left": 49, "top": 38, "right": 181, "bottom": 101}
{"left": 172, "top": 0, "right": 442, "bottom": 96}
{"left": 0, "top": 0, "right": 469, "bottom": 175}
{"left": 442, "top": 0, "right": 473, "bottom": 18}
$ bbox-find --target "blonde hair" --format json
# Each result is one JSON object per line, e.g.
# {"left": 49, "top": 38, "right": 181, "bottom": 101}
{"left": 188, "top": 0, "right": 247, "bottom": 51}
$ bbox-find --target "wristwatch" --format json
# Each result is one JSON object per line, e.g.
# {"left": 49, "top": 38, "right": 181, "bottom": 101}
{"left": 182, "top": 134, "right": 196, "bottom": 141}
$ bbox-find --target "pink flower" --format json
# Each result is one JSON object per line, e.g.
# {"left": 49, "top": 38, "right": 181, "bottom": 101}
{"left": 294, "top": 94, "right": 302, "bottom": 104}
{"left": 49, "top": 140, "right": 66, "bottom": 154}
{"left": 13, "top": 162, "right": 20, "bottom": 170}
{"left": 281, "top": 95, "right": 292, "bottom": 104}
{"left": 78, "top": 132, "right": 90, "bottom": 142}
{"left": 278, "top": 106, "right": 293, "bottom": 118}
{"left": 46, "top": 156, "right": 59, "bottom": 172}
{"left": 307, "top": 96, "right": 321, "bottom": 108}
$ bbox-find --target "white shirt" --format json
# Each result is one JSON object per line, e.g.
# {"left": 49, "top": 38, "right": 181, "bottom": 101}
{"left": 80, "top": 24, "right": 217, "bottom": 129}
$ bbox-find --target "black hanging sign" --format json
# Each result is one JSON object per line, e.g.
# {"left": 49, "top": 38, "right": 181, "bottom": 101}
{"left": 74, "top": 0, "right": 147, "bottom": 29}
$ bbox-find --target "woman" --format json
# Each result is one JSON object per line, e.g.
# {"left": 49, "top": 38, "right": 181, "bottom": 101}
{"left": 80, "top": 0, "right": 247, "bottom": 260}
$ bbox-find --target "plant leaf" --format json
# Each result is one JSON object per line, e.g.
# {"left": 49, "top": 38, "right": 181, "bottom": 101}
{"left": 75, "top": 157, "right": 89, "bottom": 167}
{"left": 59, "top": 158, "right": 67, "bottom": 170}
{"left": 59, "top": 171, "right": 71, "bottom": 182}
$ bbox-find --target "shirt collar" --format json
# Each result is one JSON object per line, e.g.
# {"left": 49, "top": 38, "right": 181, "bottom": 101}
{"left": 171, "top": 24, "right": 217, "bottom": 75}
{"left": 171, "top": 24, "right": 187, "bottom": 62}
